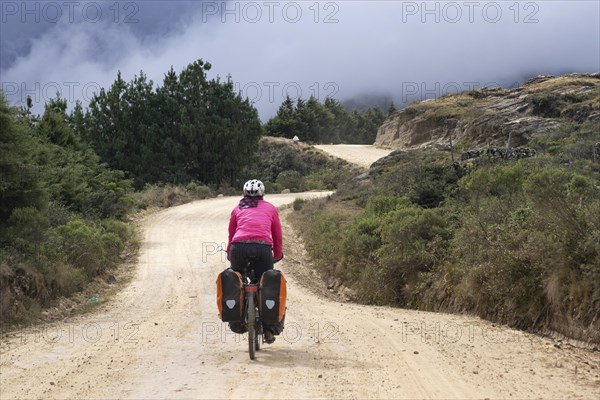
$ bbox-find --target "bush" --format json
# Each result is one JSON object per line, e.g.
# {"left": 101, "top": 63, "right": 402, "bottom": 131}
{"left": 276, "top": 170, "right": 304, "bottom": 192}
{"left": 342, "top": 215, "right": 383, "bottom": 281}
{"left": 264, "top": 181, "right": 283, "bottom": 194}
{"left": 4, "top": 207, "right": 49, "bottom": 254}
{"left": 372, "top": 162, "right": 463, "bottom": 208}
{"left": 51, "top": 262, "right": 86, "bottom": 296}
{"left": 134, "top": 182, "right": 215, "bottom": 208}
{"left": 185, "top": 182, "right": 212, "bottom": 199}
{"left": 304, "top": 168, "right": 348, "bottom": 190}
{"left": 447, "top": 162, "right": 600, "bottom": 337}
{"left": 292, "top": 198, "right": 305, "bottom": 211}
{"left": 245, "top": 137, "right": 354, "bottom": 191}
{"left": 530, "top": 93, "right": 562, "bottom": 117}
{"left": 366, "top": 195, "right": 408, "bottom": 216}
{"left": 100, "top": 218, "right": 131, "bottom": 243}
{"left": 56, "top": 219, "right": 106, "bottom": 278}
{"left": 531, "top": 122, "right": 600, "bottom": 163}
{"left": 378, "top": 206, "right": 450, "bottom": 305}
{"left": 290, "top": 205, "right": 348, "bottom": 278}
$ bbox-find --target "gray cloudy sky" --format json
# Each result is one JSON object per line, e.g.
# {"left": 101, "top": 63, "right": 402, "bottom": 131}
{"left": 1, "top": 0, "right": 599, "bottom": 120}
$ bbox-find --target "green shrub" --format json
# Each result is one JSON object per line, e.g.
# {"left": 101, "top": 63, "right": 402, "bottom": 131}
{"left": 0, "top": 94, "right": 138, "bottom": 326}
{"left": 265, "top": 181, "right": 283, "bottom": 194}
{"left": 342, "top": 214, "right": 383, "bottom": 282}
{"left": 293, "top": 208, "right": 346, "bottom": 277}
{"left": 373, "top": 163, "right": 463, "bottom": 208}
{"left": 304, "top": 168, "right": 348, "bottom": 190}
{"left": 459, "top": 162, "right": 525, "bottom": 199}
{"left": 379, "top": 206, "right": 450, "bottom": 304}
{"left": 530, "top": 93, "right": 562, "bottom": 117}
{"left": 276, "top": 170, "right": 304, "bottom": 192}
{"left": 100, "top": 218, "right": 131, "bottom": 243}
{"left": 185, "top": 182, "right": 213, "bottom": 199}
{"left": 56, "top": 219, "right": 106, "bottom": 278}
{"left": 292, "top": 198, "right": 305, "bottom": 211}
{"left": 51, "top": 262, "right": 86, "bottom": 296}
{"left": 366, "top": 195, "right": 408, "bottom": 216}
{"left": 4, "top": 207, "right": 49, "bottom": 254}
{"left": 134, "top": 183, "right": 213, "bottom": 208}
{"left": 245, "top": 137, "right": 354, "bottom": 191}
{"left": 446, "top": 162, "right": 600, "bottom": 337}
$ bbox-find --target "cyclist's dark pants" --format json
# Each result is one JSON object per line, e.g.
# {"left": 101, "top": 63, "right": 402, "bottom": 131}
{"left": 228, "top": 242, "right": 284, "bottom": 336}
{"left": 229, "top": 242, "right": 273, "bottom": 281}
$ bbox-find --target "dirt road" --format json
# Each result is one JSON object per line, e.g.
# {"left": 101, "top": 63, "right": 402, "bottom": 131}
{"left": 314, "top": 144, "right": 392, "bottom": 168}
{"left": 1, "top": 192, "right": 599, "bottom": 399}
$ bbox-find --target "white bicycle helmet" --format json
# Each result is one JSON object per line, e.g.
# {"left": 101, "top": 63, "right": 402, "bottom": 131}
{"left": 243, "top": 179, "right": 265, "bottom": 197}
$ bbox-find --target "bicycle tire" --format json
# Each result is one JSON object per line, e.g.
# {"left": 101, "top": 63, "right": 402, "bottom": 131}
{"left": 247, "top": 293, "right": 256, "bottom": 360}
{"left": 255, "top": 309, "right": 261, "bottom": 351}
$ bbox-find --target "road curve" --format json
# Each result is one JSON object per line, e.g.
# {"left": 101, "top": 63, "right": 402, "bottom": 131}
{"left": 314, "top": 144, "right": 393, "bottom": 168}
{"left": 1, "top": 192, "right": 598, "bottom": 399}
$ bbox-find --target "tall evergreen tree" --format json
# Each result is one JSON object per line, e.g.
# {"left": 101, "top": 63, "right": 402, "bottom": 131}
{"left": 264, "top": 96, "right": 296, "bottom": 138}
{"left": 38, "top": 96, "right": 82, "bottom": 149}
{"left": 0, "top": 93, "right": 47, "bottom": 237}
{"left": 36, "top": 96, "right": 132, "bottom": 218}
{"left": 84, "top": 59, "right": 261, "bottom": 188}
{"left": 388, "top": 102, "right": 397, "bottom": 116}
{"left": 264, "top": 96, "right": 386, "bottom": 144}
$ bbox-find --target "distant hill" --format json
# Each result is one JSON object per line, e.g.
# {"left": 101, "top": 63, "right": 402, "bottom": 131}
{"left": 375, "top": 73, "right": 600, "bottom": 149}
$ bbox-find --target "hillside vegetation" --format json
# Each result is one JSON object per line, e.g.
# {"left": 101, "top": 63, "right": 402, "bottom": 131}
{"left": 291, "top": 75, "right": 600, "bottom": 344}
{"left": 245, "top": 137, "right": 360, "bottom": 193}
{"left": 0, "top": 80, "right": 352, "bottom": 326}
{"left": 0, "top": 59, "right": 264, "bottom": 326}
{"left": 0, "top": 95, "right": 135, "bottom": 325}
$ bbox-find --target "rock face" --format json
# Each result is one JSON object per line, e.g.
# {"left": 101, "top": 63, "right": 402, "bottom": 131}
{"left": 460, "top": 146, "right": 536, "bottom": 161}
{"left": 375, "top": 73, "right": 600, "bottom": 150}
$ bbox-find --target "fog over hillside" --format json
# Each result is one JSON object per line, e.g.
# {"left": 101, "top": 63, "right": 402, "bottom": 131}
{"left": 1, "top": 1, "right": 598, "bottom": 120}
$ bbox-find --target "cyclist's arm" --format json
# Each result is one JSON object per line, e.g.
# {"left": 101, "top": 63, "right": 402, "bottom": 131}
{"left": 271, "top": 210, "right": 283, "bottom": 262}
{"left": 226, "top": 210, "right": 237, "bottom": 260}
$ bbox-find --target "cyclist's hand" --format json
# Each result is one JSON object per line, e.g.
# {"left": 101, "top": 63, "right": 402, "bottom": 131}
{"left": 274, "top": 253, "right": 284, "bottom": 263}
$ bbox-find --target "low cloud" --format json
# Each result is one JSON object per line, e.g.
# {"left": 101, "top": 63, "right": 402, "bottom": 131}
{"left": 1, "top": 1, "right": 598, "bottom": 120}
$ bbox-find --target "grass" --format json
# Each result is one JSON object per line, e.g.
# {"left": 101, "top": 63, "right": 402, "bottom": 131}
{"left": 526, "top": 76, "right": 600, "bottom": 92}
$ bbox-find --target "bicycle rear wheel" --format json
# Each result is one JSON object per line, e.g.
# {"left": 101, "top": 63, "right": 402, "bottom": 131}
{"left": 247, "top": 294, "right": 256, "bottom": 360}
{"left": 255, "top": 311, "right": 261, "bottom": 351}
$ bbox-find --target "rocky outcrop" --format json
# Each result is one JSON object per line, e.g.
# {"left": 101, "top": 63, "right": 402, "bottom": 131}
{"left": 375, "top": 73, "right": 600, "bottom": 150}
{"left": 460, "top": 146, "right": 536, "bottom": 162}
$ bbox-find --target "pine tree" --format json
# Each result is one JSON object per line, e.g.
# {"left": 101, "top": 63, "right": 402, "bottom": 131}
{"left": 0, "top": 93, "right": 47, "bottom": 236}
{"left": 264, "top": 95, "right": 296, "bottom": 138}
{"left": 388, "top": 102, "right": 397, "bottom": 116}
{"left": 84, "top": 59, "right": 262, "bottom": 188}
{"left": 38, "top": 96, "right": 82, "bottom": 149}
{"left": 264, "top": 96, "right": 386, "bottom": 144}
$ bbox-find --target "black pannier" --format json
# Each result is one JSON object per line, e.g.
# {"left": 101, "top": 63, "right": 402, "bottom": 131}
{"left": 260, "top": 269, "right": 287, "bottom": 324}
{"left": 216, "top": 268, "right": 244, "bottom": 322}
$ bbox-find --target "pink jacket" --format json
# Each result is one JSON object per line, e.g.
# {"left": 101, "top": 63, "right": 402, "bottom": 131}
{"left": 227, "top": 200, "right": 283, "bottom": 260}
